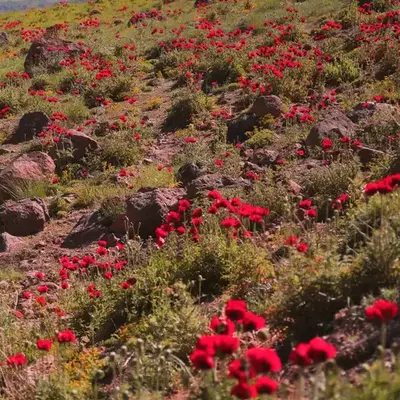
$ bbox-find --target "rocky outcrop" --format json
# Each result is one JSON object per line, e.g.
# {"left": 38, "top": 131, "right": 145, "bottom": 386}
{"left": 186, "top": 174, "right": 252, "bottom": 198}
{"left": 0, "top": 198, "right": 49, "bottom": 236}
{"left": 126, "top": 187, "right": 186, "bottom": 239}
{"left": 24, "top": 37, "right": 82, "bottom": 77}
{"left": 306, "top": 109, "right": 356, "bottom": 147}
{"left": 248, "top": 95, "right": 284, "bottom": 118}
{"left": 0, "top": 232, "right": 22, "bottom": 252}
{"left": 50, "top": 130, "right": 99, "bottom": 164}
{"left": 227, "top": 114, "right": 260, "bottom": 144}
{"left": 176, "top": 162, "right": 206, "bottom": 187}
{"left": 0, "top": 152, "right": 55, "bottom": 202}
{"left": 4, "top": 112, "right": 50, "bottom": 144}
{"left": 62, "top": 211, "right": 110, "bottom": 248}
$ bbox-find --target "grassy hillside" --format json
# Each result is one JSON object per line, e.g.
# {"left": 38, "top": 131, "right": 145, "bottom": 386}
{"left": 0, "top": 0, "right": 85, "bottom": 12}
{"left": 0, "top": 0, "right": 399, "bottom": 399}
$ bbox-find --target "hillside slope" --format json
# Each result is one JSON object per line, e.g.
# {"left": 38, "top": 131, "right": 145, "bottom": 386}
{"left": 0, "top": 0, "right": 399, "bottom": 398}
{"left": 0, "top": 0, "right": 84, "bottom": 12}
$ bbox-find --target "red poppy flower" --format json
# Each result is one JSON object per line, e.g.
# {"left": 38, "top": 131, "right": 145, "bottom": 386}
{"left": 289, "top": 343, "right": 312, "bottom": 366}
{"left": 231, "top": 381, "right": 257, "bottom": 399}
{"left": 35, "top": 296, "right": 47, "bottom": 306}
{"left": 7, "top": 353, "right": 28, "bottom": 367}
{"left": 37, "top": 285, "right": 49, "bottom": 293}
{"left": 255, "top": 376, "right": 279, "bottom": 395}
{"left": 246, "top": 347, "right": 282, "bottom": 374}
{"left": 210, "top": 316, "right": 235, "bottom": 336}
{"left": 285, "top": 235, "right": 298, "bottom": 246}
{"left": 225, "top": 299, "right": 247, "bottom": 322}
{"left": 365, "top": 299, "right": 398, "bottom": 323}
{"left": 296, "top": 243, "right": 309, "bottom": 252}
{"left": 307, "top": 337, "right": 336, "bottom": 362}
{"left": 37, "top": 339, "right": 52, "bottom": 351}
{"left": 299, "top": 199, "right": 312, "bottom": 209}
{"left": 242, "top": 311, "right": 266, "bottom": 332}
{"left": 57, "top": 330, "right": 76, "bottom": 343}
{"left": 190, "top": 349, "right": 215, "bottom": 370}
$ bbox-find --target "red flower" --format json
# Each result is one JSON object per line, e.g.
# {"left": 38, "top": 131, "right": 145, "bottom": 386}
{"left": 242, "top": 311, "right": 266, "bottom": 332}
{"left": 255, "top": 376, "right": 279, "bottom": 395}
{"left": 209, "top": 316, "right": 235, "bottom": 335}
{"left": 176, "top": 226, "right": 186, "bottom": 235}
{"left": 190, "top": 349, "right": 215, "bottom": 370}
{"left": 57, "top": 330, "right": 76, "bottom": 343}
{"left": 299, "top": 199, "right": 312, "bottom": 209}
{"left": 37, "top": 339, "right": 52, "bottom": 351}
{"left": 296, "top": 243, "right": 309, "bottom": 252}
{"left": 7, "top": 353, "right": 28, "bottom": 367}
{"left": 321, "top": 138, "right": 333, "bottom": 151}
{"left": 225, "top": 299, "right": 247, "bottom": 322}
{"left": 229, "top": 358, "right": 256, "bottom": 381}
{"left": 35, "top": 296, "right": 47, "bottom": 306}
{"left": 289, "top": 343, "right": 312, "bottom": 366}
{"left": 284, "top": 235, "right": 298, "bottom": 246}
{"left": 96, "top": 247, "right": 108, "bottom": 255}
{"left": 178, "top": 199, "right": 191, "bottom": 213}
{"left": 297, "top": 149, "right": 305, "bottom": 157}
{"left": 104, "top": 272, "right": 113, "bottom": 280}
{"left": 195, "top": 335, "right": 217, "bottom": 355}
{"left": 37, "top": 285, "right": 49, "bottom": 293}
{"left": 35, "top": 271, "right": 44, "bottom": 280}
{"left": 246, "top": 347, "right": 282, "bottom": 374}
{"left": 231, "top": 381, "right": 257, "bottom": 399}
{"left": 23, "top": 291, "right": 32, "bottom": 299}
{"left": 191, "top": 208, "right": 203, "bottom": 218}
{"left": 214, "top": 335, "right": 240, "bottom": 355}
{"left": 166, "top": 211, "right": 181, "bottom": 223}
{"left": 208, "top": 190, "right": 222, "bottom": 200}
{"left": 120, "top": 282, "right": 131, "bottom": 289}
{"left": 305, "top": 208, "right": 317, "bottom": 218}
{"left": 307, "top": 337, "right": 336, "bottom": 362}
{"left": 365, "top": 300, "right": 398, "bottom": 323}
{"left": 191, "top": 217, "right": 204, "bottom": 227}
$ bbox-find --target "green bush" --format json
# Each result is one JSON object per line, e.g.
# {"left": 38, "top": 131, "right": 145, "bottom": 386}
{"left": 324, "top": 56, "right": 360, "bottom": 84}
{"left": 164, "top": 90, "right": 214, "bottom": 130}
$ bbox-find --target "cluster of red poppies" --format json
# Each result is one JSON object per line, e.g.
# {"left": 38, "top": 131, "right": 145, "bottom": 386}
{"left": 189, "top": 299, "right": 338, "bottom": 399}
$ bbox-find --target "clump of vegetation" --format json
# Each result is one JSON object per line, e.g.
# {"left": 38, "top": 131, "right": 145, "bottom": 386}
{"left": 164, "top": 90, "right": 214, "bottom": 130}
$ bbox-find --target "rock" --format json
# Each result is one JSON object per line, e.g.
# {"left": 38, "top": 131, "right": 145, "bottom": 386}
{"left": 0, "top": 32, "right": 8, "bottom": 45}
{"left": 355, "top": 145, "right": 386, "bottom": 165}
{"left": 243, "top": 162, "right": 264, "bottom": 174}
{"left": 62, "top": 211, "right": 109, "bottom": 248}
{"left": 24, "top": 37, "right": 83, "bottom": 77}
{"left": 0, "top": 152, "right": 55, "bottom": 202}
{"left": 305, "top": 109, "right": 356, "bottom": 147}
{"left": 250, "top": 149, "right": 279, "bottom": 166}
{"left": 100, "top": 233, "right": 119, "bottom": 247}
{"left": 186, "top": 174, "right": 252, "bottom": 198}
{"left": 50, "top": 130, "right": 99, "bottom": 164}
{"left": 348, "top": 102, "right": 399, "bottom": 126}
{"left": 248, "top": 95, "right": 284, "bottom": 118}
{"left": 126, "top": 188, "right": 186, "bottom": 239}
{"left": 4, "top": 112, "right": 50, "bottom": 144}
{"left": 176, "top": 162, "right": 206, "bottom": 187}
{"left": 0, "top": 232, "right": 22, "bottom": 252}
{"left": 227, "top": 114, "right": 260, "bottom": 144}
{"left": 0, "top": 198, "right": 49, "bottom": 236}
{"left": 288, "top": 180, "right": 303, "bottom": 195}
